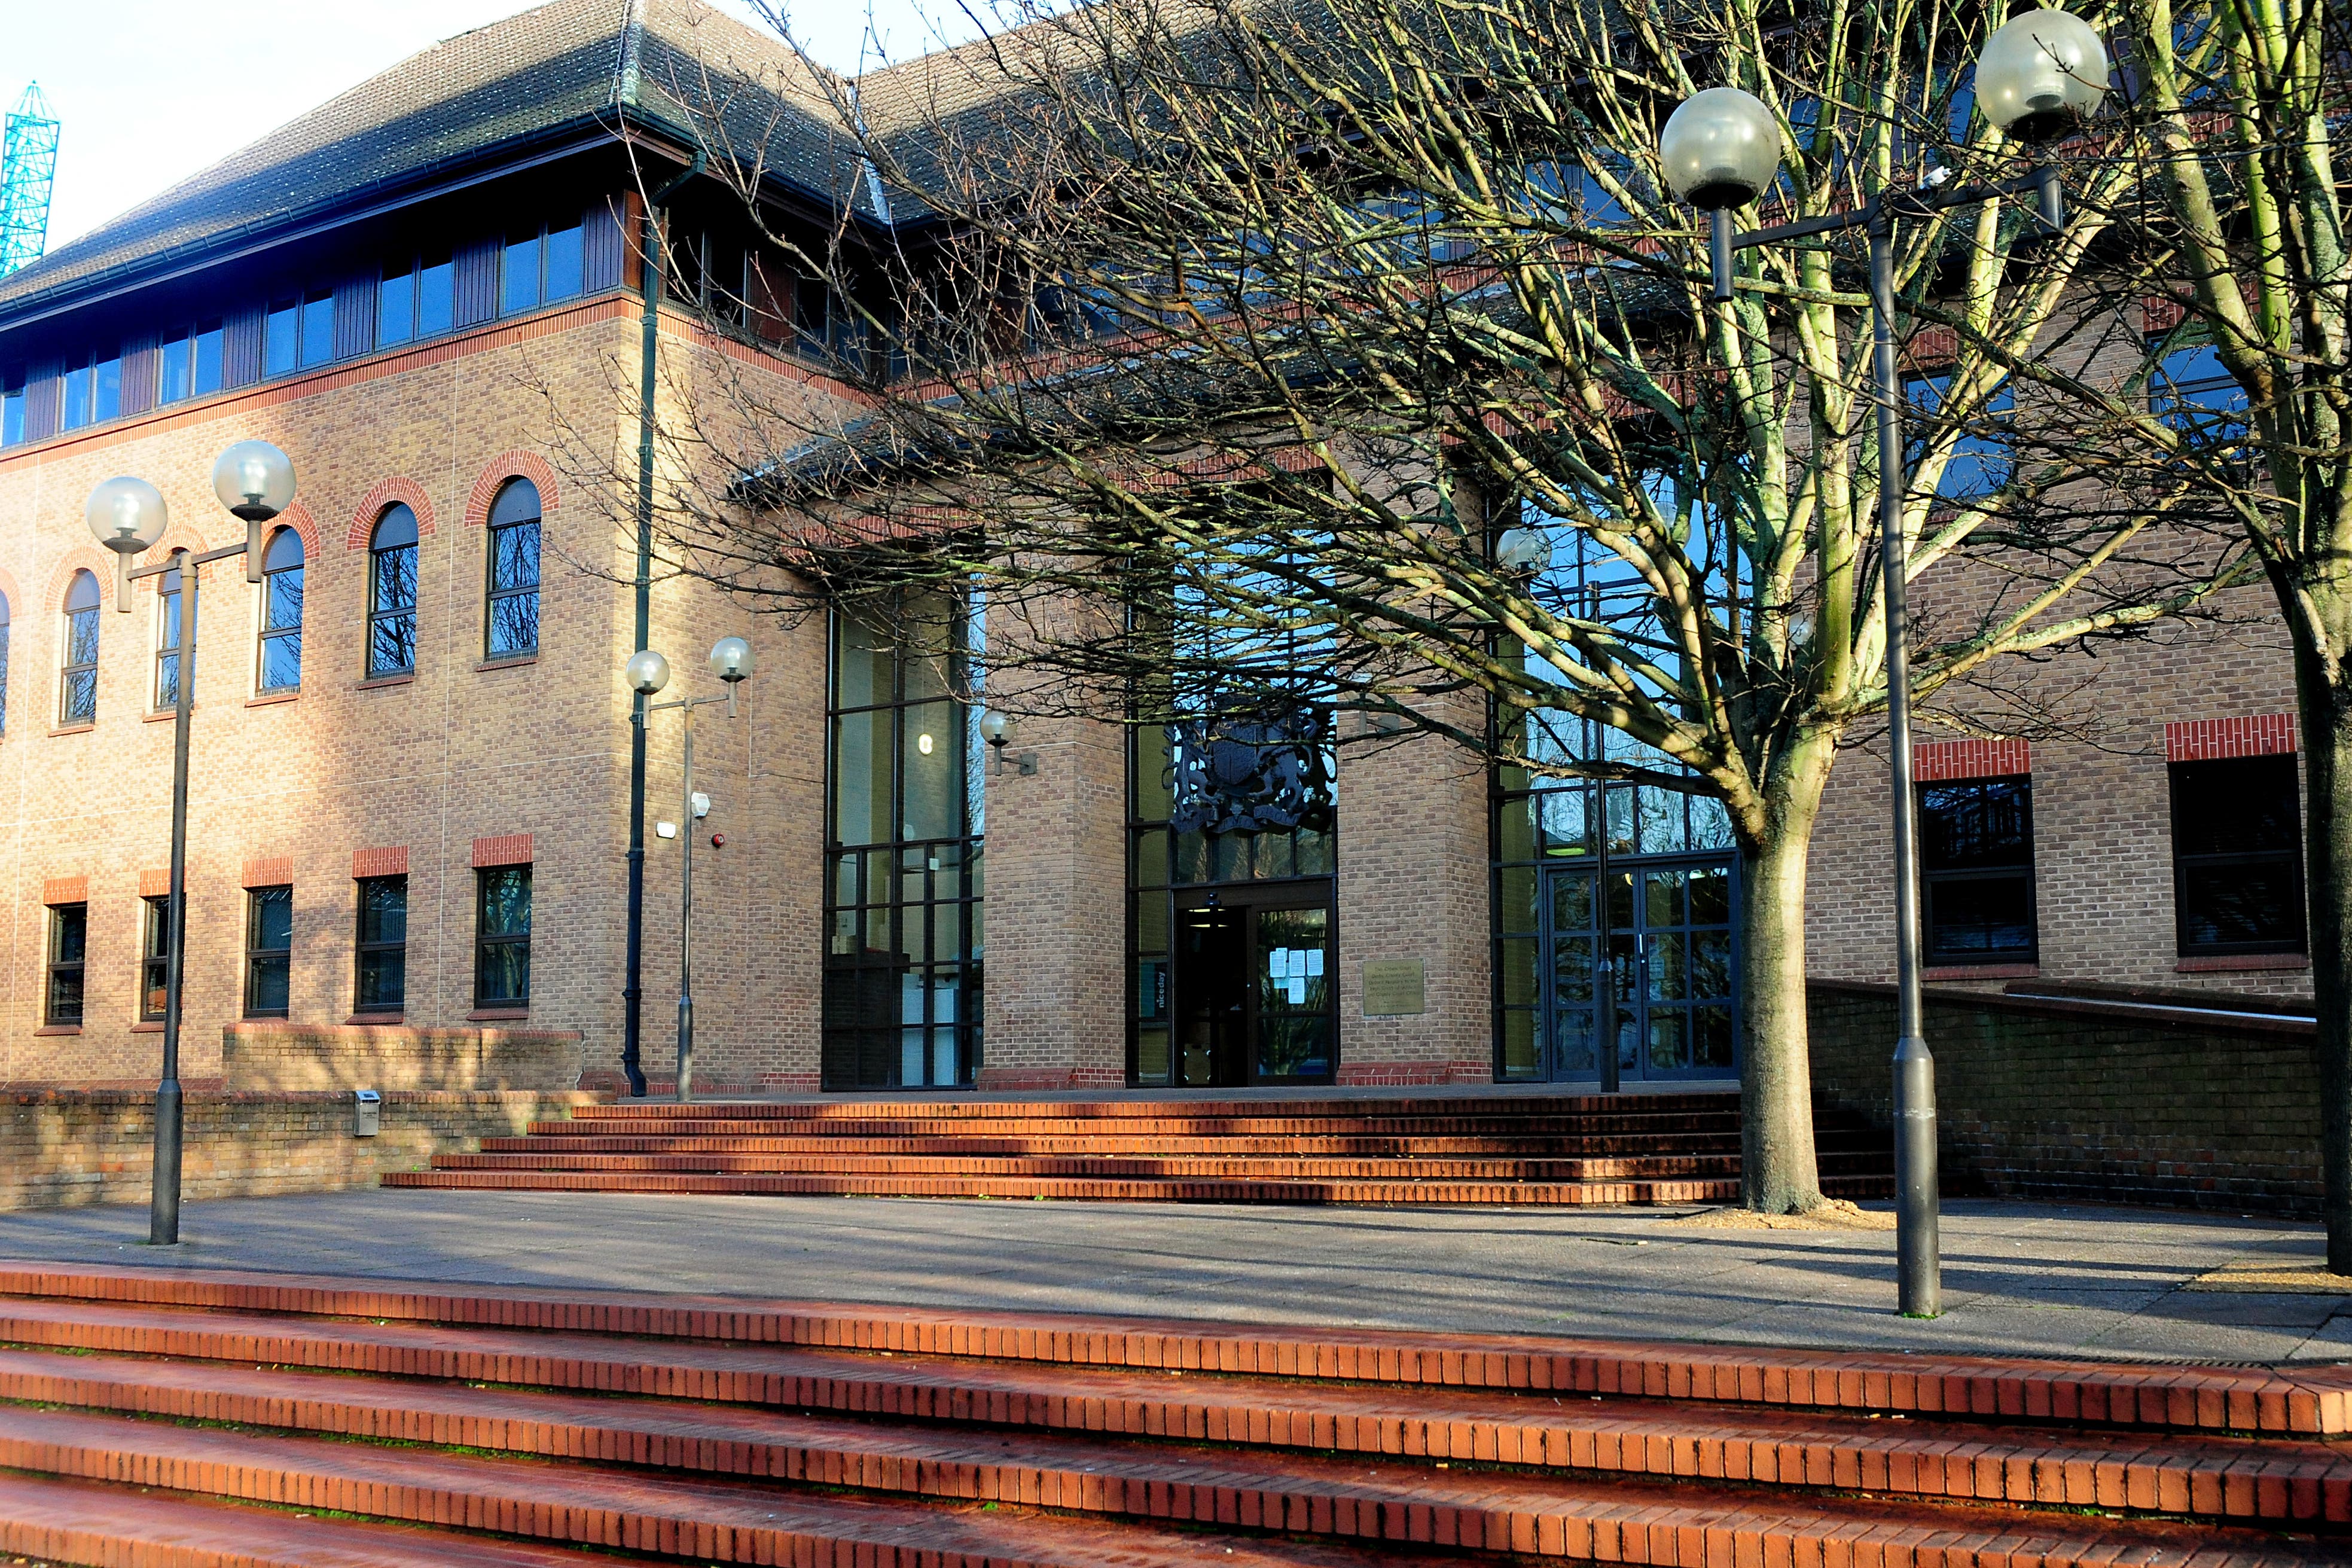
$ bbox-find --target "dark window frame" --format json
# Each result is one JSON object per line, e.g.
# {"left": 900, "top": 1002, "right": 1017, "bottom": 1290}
{"left": 45, "top": 902, "right": 85, "bottom": 1026}
{"left": 59, "top": 569, "right": 99, "bottom": 726}
{"left": 474, "top": 864, "right": 532, "bottom": 1008}
{"left": 153, "top": 564, "right": 183, "bottom": 711}
{"left": 255, "top": 526, "right": 303, "bottom": 694}
{"left": 367, "top": 505, "right": 420, "bottom": 677}
{"left": 483, "top": 480, "right": 541, "bottom": 658}
{"left": 1917, "top": 773, "right": 2039, "bottom": 966}
{"left": 141, "top": 894, "right": 171, "bottom": 1022}
{"left": 355, "top": 874, "right": 407, "bottom": 1015}
{"left": 2170, "top": 754, "right": 2307, "bottom": 956}
{"left": 243, "top": 884, "right": 292, "bottom": 1019}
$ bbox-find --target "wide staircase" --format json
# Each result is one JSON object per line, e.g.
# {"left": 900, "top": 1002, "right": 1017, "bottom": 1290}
{"left": 386, "top": 1089, "right": 1896, "bottom": 1206}
{"left": 0, "top": 1261, "right": 2341, "bottom": 1565}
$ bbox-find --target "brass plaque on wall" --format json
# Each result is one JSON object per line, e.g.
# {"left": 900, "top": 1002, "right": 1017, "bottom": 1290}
{"left": 1360, "top": 959, "right": 1426, "bottom": 1017}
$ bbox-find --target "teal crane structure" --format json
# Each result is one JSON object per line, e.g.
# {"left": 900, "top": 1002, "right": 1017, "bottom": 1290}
{"left": 0, "top": 83, "right": 59, "bottom": 278}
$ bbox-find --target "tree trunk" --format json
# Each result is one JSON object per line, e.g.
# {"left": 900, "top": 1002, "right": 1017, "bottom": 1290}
{"left": 2298, "top": 645, "right": 2352, "bottom": 1272}
{"left": 1738, "top": 743, "right": 1834, "bottom": 1213}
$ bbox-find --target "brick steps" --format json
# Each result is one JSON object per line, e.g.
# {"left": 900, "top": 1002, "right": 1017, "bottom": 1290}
{"left": 385, "top": 1166, "right": 1899, "bottom": 1203}
{"left": 1, "top": 1341, "right": 2346, "bottom": 1527}
{"left": 422, "top": 1090, "right": 1896, "bottom": 1209}
{"left": 0, "top": 1264, "right": 2338, "bottom": 1564}
{"left": 428, "top": 1151, "right": 1893, "bottom": 1180}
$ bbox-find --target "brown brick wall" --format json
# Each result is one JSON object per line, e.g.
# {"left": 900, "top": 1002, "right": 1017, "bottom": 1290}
{"left": 1808, "top": 980, "right": 2320, "bottom": 1213}
{"left": 0, "top": 1088, "right": 606, "bottom": 1212}
{"left": 219, "top": 1022, "right": 584, "bottom": 1091}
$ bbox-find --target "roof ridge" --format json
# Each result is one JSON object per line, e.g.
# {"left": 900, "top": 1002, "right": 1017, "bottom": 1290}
{"left": 612, "top": 0, "right": 646, "bottom": 106}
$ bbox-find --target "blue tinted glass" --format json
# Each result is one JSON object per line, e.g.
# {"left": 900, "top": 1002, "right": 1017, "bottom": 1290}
{"left": 419, "top": 258, "right": 454, "bottom": 336}
{"left": 300, "top": 295, "right": 335, "bottom": 367}
{"left": 92, "top": 358, "right": 120, "bottom": 423}
{"left": 260, "top": 630, "right": 301, "bottom": 691}
{"left": 490, "top": 519, "right": 539, "bottom": 591}
{"left": 159, "top": 337, "right": 191, "bottom": 404}
{"left": 543, "top": 224, "right": 583, "bottom": 300}
{"left": 378, "top": 271, "right": 414, "bottom": 346}
{"left": 2, "top": 386, "right": 20, "bottom": 446}
{"left": 60, "top": 364, "right": 90, "bottom": 429}
{"left": 265, "top": 565, "right": 303, "bottom": 630}
{"left": 266, "top": 304, "right": 298, "bottom": 375}
{"left": 193, "top": 323, "right": 224, "bottom": 393}
{"left": 502, "top": 234, "right": 540, "bottom": 313}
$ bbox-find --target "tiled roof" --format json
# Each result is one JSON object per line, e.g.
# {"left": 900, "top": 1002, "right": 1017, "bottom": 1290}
{"left": 0, "top": 0, "right": 861, "bottom": 318}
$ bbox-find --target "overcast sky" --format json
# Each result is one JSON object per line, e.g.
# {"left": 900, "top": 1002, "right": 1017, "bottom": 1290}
{"left": 9, "top": 0, "right": 976, "bottom": 252}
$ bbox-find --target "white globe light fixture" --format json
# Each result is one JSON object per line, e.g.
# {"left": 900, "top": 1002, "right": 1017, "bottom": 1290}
{"left": 1976, "top": 8, "right": 2111, "bottom": 144}
{"left": 1658, "top": 86, "right": 1782, "bottom": 211}
{"left": 1494, "top": 527, "right": 1549, "bottom": 575}
{"left": 85, "top": 477, "right": 170, "bottom": 611}
{"left": 708, "top": 636, "right": 754, "bottom": 683}
{"left": 979, "top": 709, "right": 1013, "bottom": 748}
{"left": 210, "top": 440, "right": 296, "bottom": 521}
{"left": 625, "top": 648, "right": 672, "bottom": 695}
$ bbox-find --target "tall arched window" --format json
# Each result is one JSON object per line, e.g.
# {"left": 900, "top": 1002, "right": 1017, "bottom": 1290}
{"left": 484, "top": 479, "right": 540, "bottom": 658}
{"left": 154, "top": 565, "right": 182, "bottom": 709}
{"left": 59, "top": 570, "right": 99, "bottom": 725}
{"left": 368, "top": 504, "right": 419, "bottom": 677}
{"left": 257, "top": 526, "right": 303, "bottom": 693}
{"left": 0, "top": 590, "right": 13, "bottom": 737}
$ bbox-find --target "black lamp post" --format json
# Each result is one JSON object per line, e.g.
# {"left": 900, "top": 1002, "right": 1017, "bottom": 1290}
{"left": 1659, "top": 8, "right": 2109, "bottom": 1316}
{"left": 87, "top": 440, "right": 297, "bottom": 1247}
{"left": 626, "top": 637, "right": 755, "bottom": 1103}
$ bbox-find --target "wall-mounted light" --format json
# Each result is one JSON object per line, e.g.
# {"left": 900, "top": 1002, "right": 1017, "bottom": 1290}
{"left": 980, "top": 708, "right": 1037, "bottom": 776}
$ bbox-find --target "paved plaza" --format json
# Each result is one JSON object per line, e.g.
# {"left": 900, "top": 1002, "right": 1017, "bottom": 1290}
{"left": 0, "top": 1187, "right": 2336, "bottom": 1363}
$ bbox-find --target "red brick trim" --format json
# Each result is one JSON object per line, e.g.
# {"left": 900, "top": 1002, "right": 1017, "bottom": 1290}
{"left": 346, "top": 477, "right": 437, "bottom": 549}
{"left": 2167, "top": 714, "right": 2296, "bottom": 762}
{"left": 1900, "top": 325, "right": 1959, "bottom": 370}
{"left": 1335, "top": 1061, "right": 1493, "bottom": 1087}
{"left": 352, "top": 846, "right": 409, "bottom": 879}
{"left": 972, "top": 1066, "right": 1130, "bottom": 1091}
{"left": 471, "top": 834, "right": 532, "bottom": 868}
{"left": 2177, "top": 953, "right": 2310, "bottom": 972}
{"left": 1924, "top": 962, "right": 2040, "bottom": 981}
{"left": 463, "top": 452, "right": 560, "bottom": 528}
{"left": 39, "top": 876, "right": 85, "bottom": 906}
{"left": 264, "top": 502, "right": 323, "bottom": 564}
{"left": 1914, "top": 738, "right": 2030, "bottom": 783}
{"left": 240, "top": 857, "right": 291, "bottom": 889}
{"left": 137, "top": 869, "right": 172, "bottom": 899}
{"left": 43, "top": 550, "right": 113, "bottom": 618}
{"left": 138, "top": 526, "right": 214, "bottom": 590}
{"left": 2144, "top": 294, "right": 2188, "bottom": 335}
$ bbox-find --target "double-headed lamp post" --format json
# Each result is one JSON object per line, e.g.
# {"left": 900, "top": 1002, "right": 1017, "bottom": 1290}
{"left": 86, "top": 440, "right": 298, "bottom": 1247}
{"left": 1658, "top": 10, "right": 2108, "bottom": 1316}
{"left": 626, "top": 637, "right": 755, "bottom": 1103}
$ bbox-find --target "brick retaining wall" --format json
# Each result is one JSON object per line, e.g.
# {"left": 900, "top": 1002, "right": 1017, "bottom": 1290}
{"left": 221, "top": 1023, "right": 584, "bottom": 1092}
{"left": 1808, "top": 980, "right": 2320, "bottom": 1213}
{"left": 0, "top": 1090, "right": 606, "bottom": 1212}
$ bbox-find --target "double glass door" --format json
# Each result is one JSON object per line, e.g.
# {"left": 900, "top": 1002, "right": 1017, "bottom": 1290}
{"left": 1541, "top": 858, "right": 1737, "bottom": 1082}
{"left": 1174, "top": 893, "right": 1334, "bottom": 1086}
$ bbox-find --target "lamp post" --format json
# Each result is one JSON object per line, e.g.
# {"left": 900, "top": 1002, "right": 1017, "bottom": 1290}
{"left": 627, "top": 637, "right": 755, "bottom": 1102}
{"left": 1660, "top": 8, "right": 2107, "bottom": 1316}
{"left": 87, "top": 440, "right": 297, "bottom": 1246}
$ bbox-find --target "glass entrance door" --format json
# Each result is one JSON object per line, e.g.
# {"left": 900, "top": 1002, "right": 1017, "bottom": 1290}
{"left": 1173, "top": 893, "right": 1335, "bottom": 1085}
{"left": 1542, "top": 858, "right": 1737, "bottom": 1082}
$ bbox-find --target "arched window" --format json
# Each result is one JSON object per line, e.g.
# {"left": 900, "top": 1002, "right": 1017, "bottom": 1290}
{"left": 154, "top": 565, "right": 182, "bottom": 709}
{"left": 368, "top": 504, "right": 419, "bottom": 678}
{"left": 0, "top": 590, "right": 13, "bottom": 737}
{"left": 59, "top": 570, "right": 99, "bottom": 725}
{"left": 257, "top": 526, "right": 303, "bottom": 693}
{"left": 484, "top": 479, "right": 540, "bottom": 658}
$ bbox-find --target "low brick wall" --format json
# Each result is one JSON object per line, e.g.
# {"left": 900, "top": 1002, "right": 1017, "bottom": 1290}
{"left": 1808, "top": 980, "right": 2320, "bottom": 1213}
{"left": 221, "top": 1024, "right": 584, "bottom": 1092}
{"left": 0, "top": 1089, "right": 606, "bottom": 1212}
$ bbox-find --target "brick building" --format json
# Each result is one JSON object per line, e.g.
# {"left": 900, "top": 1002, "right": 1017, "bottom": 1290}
{"left": 0, "top": 0, "right": 2311, "bottom": 1100}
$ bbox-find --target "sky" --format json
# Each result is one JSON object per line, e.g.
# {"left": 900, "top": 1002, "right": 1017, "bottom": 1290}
{"left": 7, "top": 0, "right": 980, "bottom": 253}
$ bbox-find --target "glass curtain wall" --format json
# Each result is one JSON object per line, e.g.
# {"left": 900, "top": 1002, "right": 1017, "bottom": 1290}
{"left": 1492, "top": 493, "right": 1740, "bottom": 1084}
{"left": 823, "top": 590, "right": 984, "bottom": 1089}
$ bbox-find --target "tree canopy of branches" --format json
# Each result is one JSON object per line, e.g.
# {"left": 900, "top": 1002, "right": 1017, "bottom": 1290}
{"left": 630, "top": 0, "right": 2257, "bottom": 1212}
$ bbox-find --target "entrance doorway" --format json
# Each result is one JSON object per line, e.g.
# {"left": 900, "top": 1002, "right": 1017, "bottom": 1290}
{"left": 1174, "top": 891, "right": 1334, "bottom": 1087}
{"left": 1538, "top": 857, "right": 1737, "bottom": 1083}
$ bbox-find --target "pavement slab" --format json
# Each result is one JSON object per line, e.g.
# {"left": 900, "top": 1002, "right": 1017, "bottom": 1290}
{"left": 0, "top": 1188, "right": 2333, "bottom": 1362}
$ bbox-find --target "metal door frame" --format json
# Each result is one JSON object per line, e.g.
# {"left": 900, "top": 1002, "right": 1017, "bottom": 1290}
{"left": 1172, "top": 878, "right": 1338, "bottom": 1087}
{"left": 1538, "top": 850, "right": 1740, "bottom": 1085}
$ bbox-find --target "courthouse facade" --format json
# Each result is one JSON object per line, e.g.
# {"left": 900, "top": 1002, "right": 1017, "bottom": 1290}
{"left": 0, "top": 0, "right": 2312, "bottom": 1098}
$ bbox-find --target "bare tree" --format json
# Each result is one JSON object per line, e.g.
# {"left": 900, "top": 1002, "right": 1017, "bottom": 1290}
{"left": 611, "top": 0, "right": 2249, "bottom": 1212}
